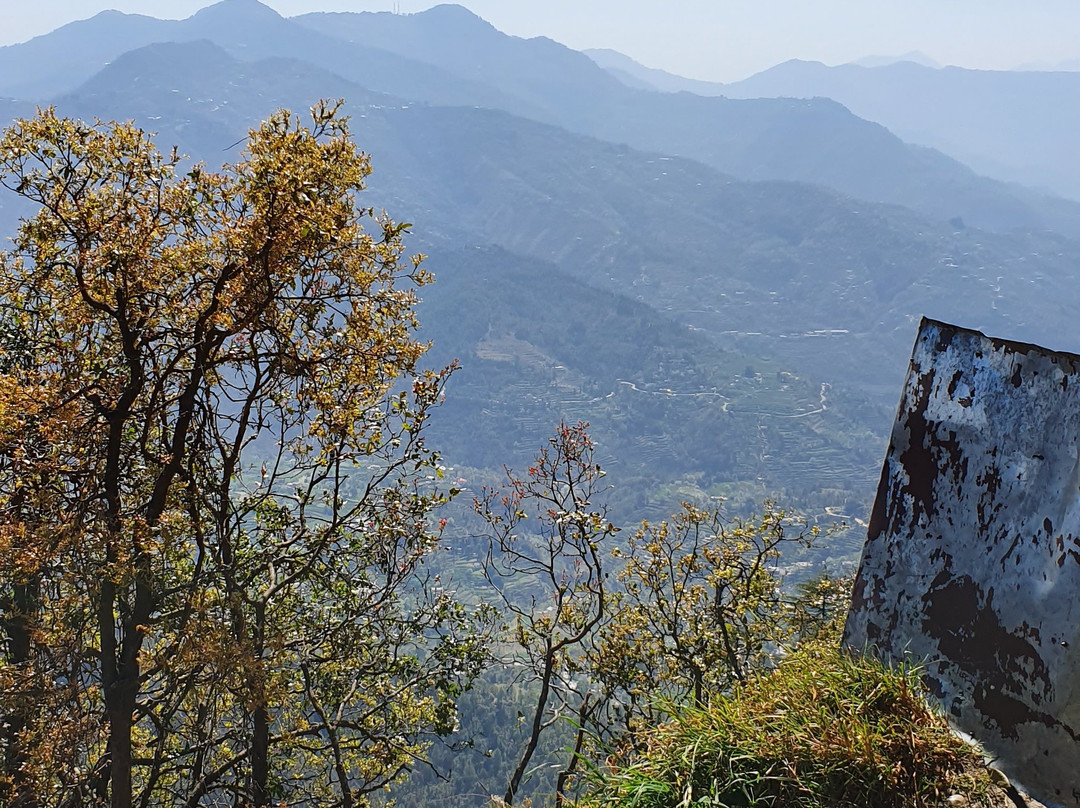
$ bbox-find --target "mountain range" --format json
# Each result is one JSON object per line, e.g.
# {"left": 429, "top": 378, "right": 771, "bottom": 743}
{"left": 6, "top": 1, "right": 1080, "bottom": 237}
{"left": 588, "top": 49, "right": 1080, "bottom": 203}
{"left": 4, "top": 0, "right": 1080, "bottom": 542}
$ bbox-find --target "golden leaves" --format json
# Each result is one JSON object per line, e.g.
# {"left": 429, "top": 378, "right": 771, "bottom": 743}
{"left": 0, "top": 102, "right": 462, "bottom": 805}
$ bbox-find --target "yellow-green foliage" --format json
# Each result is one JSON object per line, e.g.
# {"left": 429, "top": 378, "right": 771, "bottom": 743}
{"left": 580, "top": 643, "right": 993, "bottom": 808}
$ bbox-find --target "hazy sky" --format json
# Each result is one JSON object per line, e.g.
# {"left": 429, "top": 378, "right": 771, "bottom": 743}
{"left": 3, "top": 1, "right": 1080, "bottom": 81}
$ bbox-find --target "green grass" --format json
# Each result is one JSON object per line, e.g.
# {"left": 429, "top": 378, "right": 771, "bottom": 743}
{"left": 579, "top": 643, "right": 994, "bottom": 808}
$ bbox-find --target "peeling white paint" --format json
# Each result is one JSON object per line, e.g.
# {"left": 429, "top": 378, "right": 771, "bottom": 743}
{"left": 845, "top": 318, "right": 1080, "bottom": 808}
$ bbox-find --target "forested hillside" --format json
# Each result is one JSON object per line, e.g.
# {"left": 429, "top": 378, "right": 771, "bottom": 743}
{"left": 15, "top": 24, "right": 1080, "bottom": 533}
{"left": 0, "top": 3, "right": 1077, "bottom": 806}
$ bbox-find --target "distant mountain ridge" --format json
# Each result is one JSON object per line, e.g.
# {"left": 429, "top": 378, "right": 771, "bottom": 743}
{"left": 8, "top": 2, "right": 1080, "bottom": 530}
{"left": 291, "top": 5, "right": 1080, "bottom": 237}
{"left": 0, "top": 1, "right": 533, "bottom": 114}
{"left": 45, "top": 38, "right": 1080, "bottom": 398}
{"left": 583, "top": 48, "right": 730, "bottom": 95}
{"left": 721, "top": 59, "right": 1080, "bottom": 200}
{"left": 5, "top": 0, "right": 1080, "bottom": 240}
{"left": 850, "top": 51, "right": 941, "bottom": 69}
{"left": 587, "top": 48, "right": 1080, "bottom": 202}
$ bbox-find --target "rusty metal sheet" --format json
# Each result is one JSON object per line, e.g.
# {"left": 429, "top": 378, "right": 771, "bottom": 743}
{"left": 844, "top": 317, "right": 1080, "bottom": 808}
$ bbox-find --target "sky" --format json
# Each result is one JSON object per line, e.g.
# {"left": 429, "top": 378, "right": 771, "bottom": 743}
{"left": 2, "top": 1, "right": 1080, "bottom": 82}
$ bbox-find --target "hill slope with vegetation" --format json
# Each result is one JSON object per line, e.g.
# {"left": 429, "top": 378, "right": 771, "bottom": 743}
{"left": 0, "top": 34, "right": 1072, "bottom": 533}
{"left": 1, "top": 6, "right": 1077, "bottom": 807}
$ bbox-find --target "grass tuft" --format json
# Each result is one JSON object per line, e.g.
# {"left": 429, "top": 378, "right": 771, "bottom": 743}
{"left": 579, "top": 643, "right": 995, "bottom": 808}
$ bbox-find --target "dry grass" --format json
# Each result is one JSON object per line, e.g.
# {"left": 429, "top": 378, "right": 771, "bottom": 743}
{"left": 578, "top": 643, "right": 1001, "bottom": 808}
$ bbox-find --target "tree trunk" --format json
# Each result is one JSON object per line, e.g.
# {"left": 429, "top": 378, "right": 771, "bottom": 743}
{"left": 504, "top": 653, "right": 554, "bottom": 806}
{"left": 252, "top": 706, "right": 270, "bottom": 808}
{"left": 101, "top": 561, "right": 153, "bottom": 808}
{"left": 554, "top": 694, "right": 592, "bottom": 807}
{"left": 105, "top": 677, "right": 136, "bottom": 808}
{"left": 3, "top": 580, "right": 38, "bottom": 808}
{"left": 715, "top": 584, "right": 745, "bottom": 685}
{"left": 3, "top": 480, "right": 40, "bottom": 807}
{"left": 251, "top": 603, "right": 270, "bottom": 808}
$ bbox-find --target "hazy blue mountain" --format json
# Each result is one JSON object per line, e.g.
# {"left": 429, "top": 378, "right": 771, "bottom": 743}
{"left": 2, "top": 0, "right": 1061, "bottom": 241}
{"left": 44, "top": 42, "right": 1080, "bottom": 413}
{"left": 587, "top": 48, "right": 1080, "bottom": 207}
{"left": 290, "top": 5, "right": 1080, "bottom": 237}
{"left": 295, "top": 4, "right": 629, "bottom": 125}
{"left": 584, "top": 48, "right": 728, "bottom": 95}
{"left": 11, "top": 19, "right": 1080, "bottom": 531}
{"left": 20, "top": 39, "right": 894, "bottom": 524}
{"left": 584, "top": 48, "right": 941, "bottom": 92}
{"left": 0, "top": 0, "right": 536, "bottom": 115}
{"left": 850, "top": 51, "right": 941, "bottom": 69}
{"left": 0, "top": 10, "right": 170, "bottom": 99}
{"left": 721, "top": 59, "right": 1080, "bottom": 201}
{"left": 180, "top": 0, "right": 542, "bottom": 113}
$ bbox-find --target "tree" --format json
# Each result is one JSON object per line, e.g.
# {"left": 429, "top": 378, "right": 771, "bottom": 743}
{"left": 472, "top": 426, "right": 834, "bottom": 806}
{"left": 474, "top": 422, "right": 617, "bottom": 806}
{"left": 0, "top": 103, "right": 485, "bottom": 808}
{"left": 591, "top": 502, "right": 819, "bottom": 748}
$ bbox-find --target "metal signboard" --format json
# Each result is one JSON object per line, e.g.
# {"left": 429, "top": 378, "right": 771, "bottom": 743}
{"left": 845, "top": 318, "right": 1080, "bottom": 807}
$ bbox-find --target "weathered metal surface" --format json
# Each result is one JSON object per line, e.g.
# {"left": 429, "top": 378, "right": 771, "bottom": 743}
{"left": 844, "top": 318, "right": 1080, "bottom": 808}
